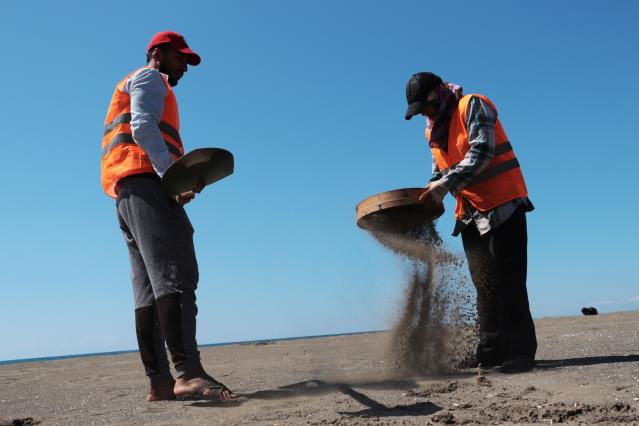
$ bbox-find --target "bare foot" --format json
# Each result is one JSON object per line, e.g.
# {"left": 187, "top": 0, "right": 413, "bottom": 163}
{"left": 174, "top": 375, "right": 238, "bottom": 401}
{"left": 147, "top": 379, "right": 176, "bottom": 402}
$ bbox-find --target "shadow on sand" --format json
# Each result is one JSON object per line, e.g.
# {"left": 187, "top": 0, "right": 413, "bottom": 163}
{"left": 192, "top": 379, "right": 442, "bottom": 417}
{"left": 536, "top": 354, "right": 639, "bottom": 369}
{"left": 243, "top": 378, "right": 419, "bottom": 400}
{"left": 185, "top": 357, "right": 639, "bottom": 412}
{"left": 336, "top": 386, "right": 441, "bottom": 418}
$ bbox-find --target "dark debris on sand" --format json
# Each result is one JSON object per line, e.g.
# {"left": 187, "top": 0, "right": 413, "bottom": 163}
{"left": 0, "top": 419, "right": 40, "bottom": 426}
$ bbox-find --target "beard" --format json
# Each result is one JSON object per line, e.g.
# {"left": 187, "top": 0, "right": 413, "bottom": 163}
{"left": 158, "top": 64, "right": 179, "bottom": 87}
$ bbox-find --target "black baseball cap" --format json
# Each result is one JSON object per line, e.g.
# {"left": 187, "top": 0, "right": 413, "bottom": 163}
{"left": 404, "top": 72, "right": 443, "bottom": 120}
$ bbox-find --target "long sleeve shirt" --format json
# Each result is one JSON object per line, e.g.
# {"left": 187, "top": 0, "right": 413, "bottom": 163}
{"left": 124, "top": 68, "right": 174, "bottom": 177}
{"left": 430, "top": 96, "right": 533, "bottom": 236}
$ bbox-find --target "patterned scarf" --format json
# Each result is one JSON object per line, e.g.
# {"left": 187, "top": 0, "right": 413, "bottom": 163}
{"left": 426, "top": 82, "right": 464, "bottom": 151}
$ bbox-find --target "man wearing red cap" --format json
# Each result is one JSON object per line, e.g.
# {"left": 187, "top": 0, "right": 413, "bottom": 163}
{"left": 101, "top": 31, "right": 238, "bottom": 401}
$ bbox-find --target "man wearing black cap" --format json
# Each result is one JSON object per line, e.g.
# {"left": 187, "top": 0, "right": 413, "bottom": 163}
{"left": 405, "top": 72, "right": 537, "bottom": 373}
{"left": 101, "top": 31, "right": 238, "bottom": 401}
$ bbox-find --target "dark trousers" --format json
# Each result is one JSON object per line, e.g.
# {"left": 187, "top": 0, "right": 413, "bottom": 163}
{"left": 461, "top": 208, "right": 537, "bottom": 364}
{"left": 116, "top": 174, "right": 202, "bottom": 384}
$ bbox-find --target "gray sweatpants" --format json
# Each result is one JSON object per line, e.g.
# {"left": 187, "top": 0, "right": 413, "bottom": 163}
{"left": 115, "top": 174, "right": 201, "bottom": 383}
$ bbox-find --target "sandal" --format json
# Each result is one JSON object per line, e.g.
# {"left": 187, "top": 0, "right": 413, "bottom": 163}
{"left": 175, "top": 379, "right": 238, "bottom": 402}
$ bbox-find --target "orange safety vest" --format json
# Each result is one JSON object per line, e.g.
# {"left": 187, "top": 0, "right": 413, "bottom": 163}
{"left": 427, "top": 94, "right": 528, "bottom": 220}
{"left": 101, "top": 67, "right": 184, "bottom": 198}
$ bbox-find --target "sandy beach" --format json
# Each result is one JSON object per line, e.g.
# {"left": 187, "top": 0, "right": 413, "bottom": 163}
{"left": 2, "top": 311, "right": 639, "bottom": 425}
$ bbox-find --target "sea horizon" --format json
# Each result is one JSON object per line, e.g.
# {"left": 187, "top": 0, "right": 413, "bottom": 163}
{"left": 4, "top": 309, "right": 637, "bottom": 366}
{"left": 0, "top": 330, "right": 387, "bottom": 367}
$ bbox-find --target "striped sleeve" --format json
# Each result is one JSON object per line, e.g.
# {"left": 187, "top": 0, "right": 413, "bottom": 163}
{"left": 438, "top": 96, "right": 496, "bottom": 193}
{"left": 430, "top": 156, "right": 443, "bottom": 182}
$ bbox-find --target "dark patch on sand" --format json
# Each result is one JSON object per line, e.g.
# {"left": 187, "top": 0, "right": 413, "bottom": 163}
{"left": 0, "top": 419, "right": 40, "bottom": 426}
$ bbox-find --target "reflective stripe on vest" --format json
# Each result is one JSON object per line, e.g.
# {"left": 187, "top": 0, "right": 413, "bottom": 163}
{"left": 102, "top": 112, "right": 182, "bottom": 158}
{"left": 103, "top": 112, "right": 132, "bottom": 135}
{"left": 101, "top": 68, "right": 183, "bottom": 198}
{"left": 101, "top": 132, "right": 183, "bottom": 159}
{"left": 428, "top": 94, "right": 528, "bottom": 218}
{"left": 439, "top": 141, "right": 518, "bottom": 185}
{"left": 472, "top": 158, "right": 520, "bottom": 185}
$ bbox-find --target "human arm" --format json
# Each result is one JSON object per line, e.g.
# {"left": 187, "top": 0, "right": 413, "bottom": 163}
{"left": 434, "top": 96, "right": 497, "bottom": 193}
{"left": 128, "top": 68, "right": 174, "bottom": 177}
{"left": 175, "top": 191, "right": 195, "bottom": 204}
{"left": 419, "top": 157, "right": 448, "bottom": 210}
{"left": 430, "top": 156, "right": 443, "bottom": 183}
{"left": 419, "top": 96, "right": 496, "bottom": 208}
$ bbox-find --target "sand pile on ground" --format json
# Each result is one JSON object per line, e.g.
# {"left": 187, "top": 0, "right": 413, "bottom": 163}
{"left": 360, "top": 205, "right": 477, "bottom": 375}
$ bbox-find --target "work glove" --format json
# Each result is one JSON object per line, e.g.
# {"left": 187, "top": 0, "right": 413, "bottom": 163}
{"left": 418, "top": 179, "right": 448, "bottom": 212}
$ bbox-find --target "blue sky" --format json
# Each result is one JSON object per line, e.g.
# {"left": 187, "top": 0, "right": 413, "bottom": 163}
{"left": 0, "top": 1, "right": 637, "bottom": 361}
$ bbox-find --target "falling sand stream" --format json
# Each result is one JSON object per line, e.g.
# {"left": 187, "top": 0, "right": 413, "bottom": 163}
{"left": 359, "top": 204, "right": 478, "bottom": 375}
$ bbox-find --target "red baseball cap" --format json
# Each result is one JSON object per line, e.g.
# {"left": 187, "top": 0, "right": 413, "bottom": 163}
{"left": 146, "top": 31, "right": 201, "bottom": 66}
